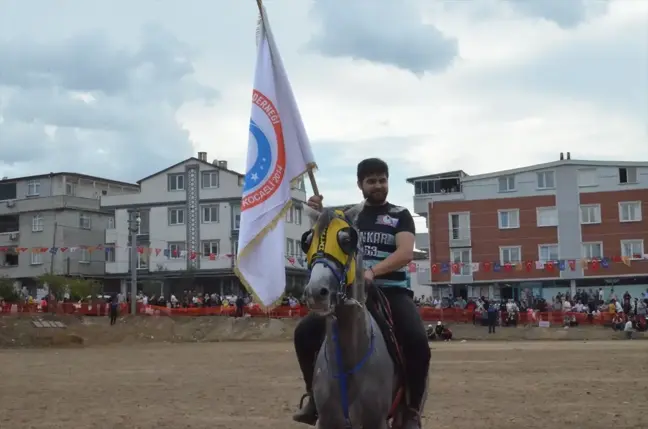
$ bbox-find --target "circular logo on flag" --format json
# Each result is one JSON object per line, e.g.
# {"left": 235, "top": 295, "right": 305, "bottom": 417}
{"left": 242, "top": 89, "right": 286, "bottom": 211}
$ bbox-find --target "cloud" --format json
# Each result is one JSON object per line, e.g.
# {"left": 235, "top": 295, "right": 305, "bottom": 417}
{"left": 306, "top": 0, "right": 458, "bottom": 74}
{"left": 0, "top": 0, "right": 645, "bottom": 236}
{"left": 506, "top": 0, "right": 608, "bottom": 29}
{"left": 465, "top": 0, "right": 648, "bottom": 120}
{"left": 0, "top": 23, "right": 218, "bottom": 181}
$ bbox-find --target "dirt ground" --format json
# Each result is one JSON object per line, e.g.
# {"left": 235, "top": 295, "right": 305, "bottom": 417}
{"left": 0, "top": 340, "right": 646, "bottom": 429}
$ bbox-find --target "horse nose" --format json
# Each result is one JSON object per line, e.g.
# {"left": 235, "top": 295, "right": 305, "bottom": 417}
{"left": 319, "top": 287, "right": 329, "bottom": 297}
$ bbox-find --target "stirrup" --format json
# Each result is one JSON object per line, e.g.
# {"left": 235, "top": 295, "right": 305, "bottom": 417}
{"left": 298, "top": 392, "right": 311, "bottom": 408}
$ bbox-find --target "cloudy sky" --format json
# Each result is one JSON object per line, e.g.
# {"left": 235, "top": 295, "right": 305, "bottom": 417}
{"left": 0, "top": 0, "right": 646, "bottom": 230}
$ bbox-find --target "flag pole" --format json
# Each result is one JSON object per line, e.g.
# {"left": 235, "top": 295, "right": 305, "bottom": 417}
{"left": 254, "top": 0, "right": 321, "bottom": 197}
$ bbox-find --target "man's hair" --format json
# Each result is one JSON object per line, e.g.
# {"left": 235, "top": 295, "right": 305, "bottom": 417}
{"left": 357, "top": 158, "right": 389, "bottom": 182}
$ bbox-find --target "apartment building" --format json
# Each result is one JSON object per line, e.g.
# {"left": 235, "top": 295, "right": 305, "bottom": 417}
{"left": 100, "top": 152, "right": 310, "bottom": 296}
{"left": 0, "top": 173, "right": 139, "bottom": 286}
{"left": 407, "top": 154, "right": 648, "bottom": 300}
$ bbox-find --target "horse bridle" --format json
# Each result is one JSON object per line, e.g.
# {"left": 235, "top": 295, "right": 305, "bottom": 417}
{"left": 303, "top": 213, "right": 358, "bottom": 306}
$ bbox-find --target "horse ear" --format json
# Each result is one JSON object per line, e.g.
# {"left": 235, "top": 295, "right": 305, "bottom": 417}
{"left": 303, "top": 205, "right": 320, "bottom": 226}
{"left": 343, "top": 201, "right": 365, "bottom": 225}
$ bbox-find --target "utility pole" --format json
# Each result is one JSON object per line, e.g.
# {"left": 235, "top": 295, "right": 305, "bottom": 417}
{"left": 49, "top": 221, "right": 58, "bottom": 274}
{"left": 127, "top": 211, "right": 140, "bottom": 315}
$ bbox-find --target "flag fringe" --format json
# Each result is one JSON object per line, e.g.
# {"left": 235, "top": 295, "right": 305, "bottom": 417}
{"left": 234, "top": 199, "right": 294, "bottom": 310}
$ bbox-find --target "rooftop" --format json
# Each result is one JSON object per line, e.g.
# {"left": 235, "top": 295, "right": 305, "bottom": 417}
{"left": 0, "top": 172, "right": 138, "bottom": 188}
{"left": 405, "top": 154, "right": 648, "bottom": 185}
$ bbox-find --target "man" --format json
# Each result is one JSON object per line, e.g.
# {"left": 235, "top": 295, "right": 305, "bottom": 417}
{"left": 487, "top": 299, "right": 497, "bottom": 333}
{"left": 109, "top": 293, "right": 119, "bottom": 326}
{"left": 293, "top": 158, "right": 430, "bottom": 429}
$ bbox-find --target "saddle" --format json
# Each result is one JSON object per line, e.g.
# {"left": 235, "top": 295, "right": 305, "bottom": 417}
{"left": 365, "top": 286, "right": 407, "bottom": 417}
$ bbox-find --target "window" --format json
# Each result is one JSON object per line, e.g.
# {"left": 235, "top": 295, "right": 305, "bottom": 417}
{"left": 619, "top": 167, "right": 637, "bottom": 184}
{"left": 536, "top": 171, "right": 555, "bottom": 189}
{"left": 619, "top": 201, "right": 642, "bottom": 222}
{"left": 201, "top": 171, "right": 219, "bottom": 188}
{"left": 536, "top": 207, "right": 558, "bottom": 227}
{"left": 498, "top": 175, "right": 516, "bottom": 192}
{"left": 26, "top": 180, "right": 40, "bottom": 196}
{"left": 498, "top": 209, "right": 520, "bottom": 229}
{"left": 450, "top": 248, "right": 472, "bottom": 276}
{"left": 79, "top": 213, "right": 91, "bottom": 229}
{"left": 65, "top": 182, "right": 76, "bottom": 196}
{"left": 232, "top": 239, "right": 239, "bottom": 257}
{"left": 499, "top": 246, "right": 521, "bottom": 264}
{"left": 168, "top": 208, "right": 185, "bottom": 225}
{"left": 137, "top": 252, "right": 148, "bottom": 269}
{"left": 577, "top": 168, "right": 597, "bottom": 187}
{"left": 32, "top": 214, "right": 44, "bottom": 232}
{"left": 232, "top": 205, "right": 241, "bottom": 230}
{"left": 621, "top": 240, "right": 644, "bottom": 260}
{"left": 286, "top": 207, "right": 294, "bottom": 223}
{"left": 448, "top": 212, "right": 471, "bottom": 240}
{"left": 202, "top": 240, "right": 220, "bottom": 257}
{"left": 79, "top": 249, "right": 90, "bottom": 263}
{"left": 580, "top": 204, "right": 601, "bottom": 224}
{"left": 538, "top": 244, "right": 559, "bottom": 263}
{"left": 168, "top": 242, "right": 186, "bottom": 259}
{"left": 30, "top": 251, "right": 43, "bottom": 265}
{"left": 286, "top": 238, "right": 295, "bottom": 257}
{"left": 294, "top": 207, "right": 302, "bottom": 225}
{"left": 414, "top": 177, "right": 462, "bottom": 195}
{"left": 168, "top": 174, "right": 185, "bottom": 191}
{"left": 201, "top": 205, "right": 219, "bottom": 223}
{"left": 0, "top": 183, "right": 17, "bottom": 201}
{"left": 582, "top": 242, "right": 603, "bottom": 260}
{"left": 105, "top": 248, "right": 116, "bottom": 263}
{"left": 107, "top": 216, "right": 115, "bottom": 229}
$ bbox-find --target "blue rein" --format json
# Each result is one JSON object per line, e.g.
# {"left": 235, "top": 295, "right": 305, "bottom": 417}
{"left": 328, "top": 320, "right": 376, "bottom": 428}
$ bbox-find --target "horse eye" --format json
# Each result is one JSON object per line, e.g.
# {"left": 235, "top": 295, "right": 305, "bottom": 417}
{"left": 338, "top": 231, "right": 350, "bottom": 243}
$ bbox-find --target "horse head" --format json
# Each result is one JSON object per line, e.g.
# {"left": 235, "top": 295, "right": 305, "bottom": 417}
{"left": 301, "top": 202, "right": 365, "bottom": 315}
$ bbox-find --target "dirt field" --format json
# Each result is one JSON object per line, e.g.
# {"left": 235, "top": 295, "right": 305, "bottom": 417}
{"left": 0, "top": 340, "right": 646, "bottom": 429}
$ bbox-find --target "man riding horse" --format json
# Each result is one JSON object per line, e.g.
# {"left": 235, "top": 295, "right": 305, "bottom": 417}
{"left": 293, "top": 158, "right": 430, "bottom": 429}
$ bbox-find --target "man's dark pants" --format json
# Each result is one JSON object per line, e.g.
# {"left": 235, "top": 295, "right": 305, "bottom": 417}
{"left": 294, "top": 287, "right": 431, "bottom": 411}
{"left": 487, "top": 311, "right": 496, "bottom": 333}
{"left": 110, "top": 305, "right": 118, "bottom": 325}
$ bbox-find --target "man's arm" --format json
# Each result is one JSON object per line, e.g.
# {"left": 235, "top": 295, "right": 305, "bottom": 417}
{"left": 370, "top": 209, "right": 416, "bottom": 277}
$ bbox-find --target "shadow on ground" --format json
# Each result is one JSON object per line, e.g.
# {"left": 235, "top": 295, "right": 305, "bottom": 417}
{"left": 0, "top": 315, "right": 644, "bottom": 348}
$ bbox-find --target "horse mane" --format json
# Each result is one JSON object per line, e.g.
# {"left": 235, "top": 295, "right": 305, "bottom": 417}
{"left": 314, "top": 207, "right": 337, "bottom": 233}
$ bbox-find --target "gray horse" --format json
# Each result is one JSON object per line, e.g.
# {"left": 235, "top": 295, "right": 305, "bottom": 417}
{"left": 301, "top": 204, "right": 410, "bottom": 429}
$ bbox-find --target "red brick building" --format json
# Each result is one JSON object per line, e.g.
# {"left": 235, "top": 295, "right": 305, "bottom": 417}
{"left": 407, "top": 156, "right": 648, "bottom": 300}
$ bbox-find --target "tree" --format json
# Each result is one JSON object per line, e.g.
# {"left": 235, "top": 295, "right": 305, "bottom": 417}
{"left": 67, "top": 278, "right": 101, "bottom": 301}
{"left": 38, "top": 273, "right": 68, "bottom": 300}
{"left": 0, "top": 276, "right": 19, "bottom": 302}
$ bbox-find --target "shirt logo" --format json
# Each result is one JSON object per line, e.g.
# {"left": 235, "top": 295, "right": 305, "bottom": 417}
{"left": 376, "top": 214, "right": 398, "bottom": 227}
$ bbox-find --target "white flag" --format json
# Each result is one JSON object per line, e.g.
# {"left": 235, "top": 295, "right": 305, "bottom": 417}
{"left": 235, "top": 5, "right": 316, "bottom": 307}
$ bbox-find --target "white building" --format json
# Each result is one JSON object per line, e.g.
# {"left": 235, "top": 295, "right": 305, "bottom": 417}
{"left": 100, "top": 152, "right": 309, "bottom": 296}
{"left": 0, "top": 173, "right": 138, "bottom": 285}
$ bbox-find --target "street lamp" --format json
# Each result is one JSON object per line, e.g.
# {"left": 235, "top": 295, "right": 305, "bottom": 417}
{"left": 128, "top": 211, "right": 141, "bottom": 315}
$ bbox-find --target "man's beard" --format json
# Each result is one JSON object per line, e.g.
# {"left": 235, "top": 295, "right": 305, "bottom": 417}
{"left": 363, "top": 189, "right": 387, "bottom": 205}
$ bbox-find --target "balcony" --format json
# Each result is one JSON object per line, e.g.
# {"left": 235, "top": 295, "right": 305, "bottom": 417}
{"left": 413, "top": 192, "right": 464, "bottom": 216}
{"left": 0, "top": 195, "right": 101, "bottom": 215}
{"left": 0, "top": 231, "right": 20, "bottom": 247}
{"left": 105, "top": 229, "right": 118, "bottom": 244}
